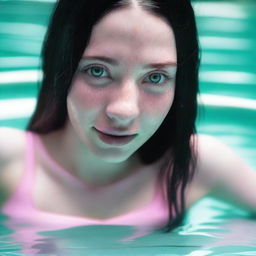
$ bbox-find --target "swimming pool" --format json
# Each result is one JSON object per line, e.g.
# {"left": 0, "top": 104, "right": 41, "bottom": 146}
{"left": 0, "top": 0, "right": 256, "bottom": 255}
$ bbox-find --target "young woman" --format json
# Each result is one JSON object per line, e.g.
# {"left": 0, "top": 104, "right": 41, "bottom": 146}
{"left": 0, "top": 0, "right": 255, "bottom": 233}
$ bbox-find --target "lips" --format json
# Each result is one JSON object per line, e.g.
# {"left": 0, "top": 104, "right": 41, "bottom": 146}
{"left": 95, "top": 127, "right": 137, "bottom": 136}
{"left": 94, "top": 128, "right": 137, "bottom": 145}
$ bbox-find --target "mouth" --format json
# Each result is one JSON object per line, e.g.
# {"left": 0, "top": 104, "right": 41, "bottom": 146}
{"left": 94, "top": 128, "right": 137, "bottom": 146}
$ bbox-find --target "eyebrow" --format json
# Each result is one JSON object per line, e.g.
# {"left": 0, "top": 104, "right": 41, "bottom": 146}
{"left": 81, "top": 56, "right": 177, "bottom": 68}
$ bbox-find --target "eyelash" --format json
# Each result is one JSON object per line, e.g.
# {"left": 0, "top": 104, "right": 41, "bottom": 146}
{"left": 81, "top": 65, "right": 172, "bottom": 85}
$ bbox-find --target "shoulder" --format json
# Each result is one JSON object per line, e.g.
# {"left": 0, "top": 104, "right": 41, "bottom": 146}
{"left": 185, "top": 133, "right": 236, "bottom": 206}
{"left": 0, "top": 127, "right": 26, "bottom": 165}
{"left": 191, "top": 133, "right": 242, "bottom": 174}
{"left": 188, "top": 133, "right": 256, "bottom": 212}
{"left": 190, "top": 133, "right": 237, "bottom": 184}
{"left": 191, "top": 133, "right": 235, "bottom": 168}
{"left": 0, "top": 127, "right": 27, "bottom": 203}
{"left": 191, "top": 133, "right": 225, "bottom": 150}
{"left": 184, "top": 134, "right": 221, "bottom": 205}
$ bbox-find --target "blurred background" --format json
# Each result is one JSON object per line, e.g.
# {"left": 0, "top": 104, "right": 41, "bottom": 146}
{"left": 0, "top": 0, "right": 255, "bottom": 167}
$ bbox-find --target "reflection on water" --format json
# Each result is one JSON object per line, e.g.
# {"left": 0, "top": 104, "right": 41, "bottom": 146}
{"left": 0, "top": 199, "right": 256, "bottom": 255}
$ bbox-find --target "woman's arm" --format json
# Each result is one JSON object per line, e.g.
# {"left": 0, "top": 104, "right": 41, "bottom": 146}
{"left": 193, "top": 134, "right": 256, "bottom": 213}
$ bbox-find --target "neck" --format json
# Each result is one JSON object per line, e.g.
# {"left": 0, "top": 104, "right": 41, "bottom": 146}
{"left": 40, "top": 123, "right": 142, "bottom": 188}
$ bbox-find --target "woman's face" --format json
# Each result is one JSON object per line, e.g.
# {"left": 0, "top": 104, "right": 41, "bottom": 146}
{"left": 67, "top": 7, "right": 177, "bottom": 162}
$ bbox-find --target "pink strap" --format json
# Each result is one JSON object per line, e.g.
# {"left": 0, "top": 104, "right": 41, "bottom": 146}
{"left": 19, "top": 131, "right": 36, "bottom": 196}
{"left": 12, "top": 131, "right": 36, "bottom": 206}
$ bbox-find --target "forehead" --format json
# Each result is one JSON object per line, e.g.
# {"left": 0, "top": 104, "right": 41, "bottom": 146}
{"left": 83, "top": 7, "right": 177, "bottom": 64}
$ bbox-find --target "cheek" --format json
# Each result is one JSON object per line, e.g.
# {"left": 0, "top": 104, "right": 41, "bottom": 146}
{"left": 140, "top": 89, "right": 174, "bottom": 133}
{"left": 69, "top": 77, "right": 105, "bottom": 109}
{"left": 67, "top": 78, "right": 106, "bottom": 129}
{"left": 142, "top": 89, "right": 175, "bottom": 116}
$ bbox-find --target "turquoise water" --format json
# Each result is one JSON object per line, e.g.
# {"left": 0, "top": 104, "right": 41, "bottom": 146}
{"left": 0, "top": 0, "right": 256, "bottom": 255}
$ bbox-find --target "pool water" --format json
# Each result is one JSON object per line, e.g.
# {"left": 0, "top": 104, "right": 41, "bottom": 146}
{"left": 0, "top": 0, "right": 256, "bottom": 255}
{"left": 0, "top": 198, "right": 255, "bottom": 255}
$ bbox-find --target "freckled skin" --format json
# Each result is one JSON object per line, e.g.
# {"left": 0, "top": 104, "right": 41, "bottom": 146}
{"left": 62, "top": 6, "right": 177, "bottom": 183}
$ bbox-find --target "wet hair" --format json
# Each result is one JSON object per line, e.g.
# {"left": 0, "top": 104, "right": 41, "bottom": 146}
{"left": 27, "top": 0, "right": 200, "bottom": 233}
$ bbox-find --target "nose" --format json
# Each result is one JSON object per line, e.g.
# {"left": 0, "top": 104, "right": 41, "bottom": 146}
{"left": 106, "top": 80, "right": 139, "bottom": 127}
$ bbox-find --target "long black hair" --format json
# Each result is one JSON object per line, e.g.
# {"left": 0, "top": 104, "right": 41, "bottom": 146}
{"left": 27, "top": 0, "right": 200, "bottom": 233}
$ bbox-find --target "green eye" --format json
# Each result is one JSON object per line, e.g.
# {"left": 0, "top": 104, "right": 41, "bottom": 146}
{"left": 145, "top": 73, "right": 171, "bottom": 85}
{"left": 85, "top": 66, "right": 108, "bottom": 78}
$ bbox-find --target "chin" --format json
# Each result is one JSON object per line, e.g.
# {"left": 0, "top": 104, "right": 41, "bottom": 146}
{"left": 99, "top": 153, "right": 132, "bottom": 163}
{"left": 93, "top": 148, "right": 136, "bottom": 163}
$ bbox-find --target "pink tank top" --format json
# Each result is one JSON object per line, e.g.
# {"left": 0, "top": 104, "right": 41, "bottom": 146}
{"left": 2, "top": 131, "right": 169, "bottom": 229}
